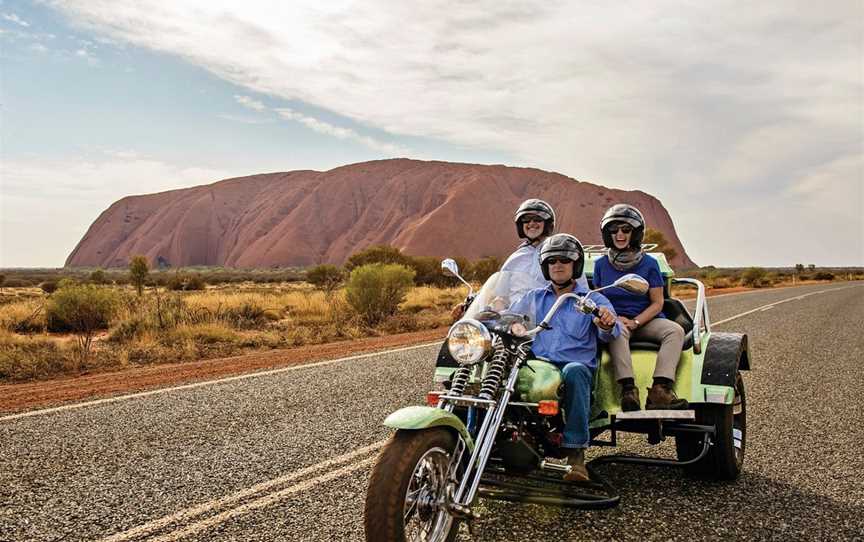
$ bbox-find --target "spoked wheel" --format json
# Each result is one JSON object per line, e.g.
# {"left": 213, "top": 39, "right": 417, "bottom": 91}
{"left": 676, "top": 371, "right": 747, "bottom": 480}
{"left": 364, "top": 428, "right": 461, "bottom": 542}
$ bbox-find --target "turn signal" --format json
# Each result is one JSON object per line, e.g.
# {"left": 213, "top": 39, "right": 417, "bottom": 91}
{"left": 426, "top": 391, "right": 444, "bottom": 407}
{"left": 538, "top": 400, "right": 559, "bottom": 416}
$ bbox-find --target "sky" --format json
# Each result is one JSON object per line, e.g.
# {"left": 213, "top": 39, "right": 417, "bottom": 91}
{"left": 1, "top": 0, "right": 862, "bottom": 268}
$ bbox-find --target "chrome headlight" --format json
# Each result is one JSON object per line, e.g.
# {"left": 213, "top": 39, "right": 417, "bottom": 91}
{"left": 447, "top": 319, "right": 492, "bottom": 365}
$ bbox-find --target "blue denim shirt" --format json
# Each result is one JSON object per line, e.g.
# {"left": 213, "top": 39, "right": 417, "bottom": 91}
{"left": 509, "top": 282, "right": 621, "bottom": 369}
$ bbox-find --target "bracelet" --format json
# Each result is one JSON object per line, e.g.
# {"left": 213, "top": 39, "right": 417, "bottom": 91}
{"left": 633, "top": 318, "right": 641, "bottom": 327}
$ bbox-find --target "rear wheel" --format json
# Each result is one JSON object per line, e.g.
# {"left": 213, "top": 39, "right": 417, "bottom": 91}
{"left": 364, "top": 428, "right": 461, "bottom": 542}
{"left": 676, "top": 371, "right": 746, "bottom": 479}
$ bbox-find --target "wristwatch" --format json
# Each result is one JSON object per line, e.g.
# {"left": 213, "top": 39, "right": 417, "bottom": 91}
{"left": 633, "top": 318, "right": 641, "bottom": 327}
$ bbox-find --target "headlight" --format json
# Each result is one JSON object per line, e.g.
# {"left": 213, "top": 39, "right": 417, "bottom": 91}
{"left": 447, "top": 319, "right": 492, "bottom": 365}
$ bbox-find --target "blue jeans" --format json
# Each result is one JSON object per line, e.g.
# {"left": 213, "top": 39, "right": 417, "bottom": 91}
{"left": 557, "top": 362, "right": 594, "bottom": 449}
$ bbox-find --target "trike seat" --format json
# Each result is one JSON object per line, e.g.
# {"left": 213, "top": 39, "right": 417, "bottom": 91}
{"left": 628, "top": 298, "right": 694, "bottom": 351}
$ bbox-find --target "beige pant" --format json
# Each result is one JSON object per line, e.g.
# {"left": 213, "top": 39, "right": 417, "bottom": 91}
{"left": 608, "top": 318, "right": 685, "bottom": 382}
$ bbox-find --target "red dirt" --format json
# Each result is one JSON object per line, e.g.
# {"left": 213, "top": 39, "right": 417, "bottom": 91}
{"left": 0, "top": 327, "right": 449, "bottom": 415}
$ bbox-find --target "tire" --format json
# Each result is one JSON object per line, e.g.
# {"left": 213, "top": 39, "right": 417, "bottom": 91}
{"left": 676, "top": 371, "right": 746, "bottom": 480}
{"left": 364, "top": 428, "right": 461, "bottom": 542}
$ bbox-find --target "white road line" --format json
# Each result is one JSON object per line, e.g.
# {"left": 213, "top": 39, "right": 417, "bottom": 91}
{"left": 711, "top": 284, "right": 861, "bottom": 327}
{"left": 0, "top": 342, "right": 441, "bottom": 422}
{"left": 91, "top": 282, "right": 863, "bottom": 541}
{"left": 4, "top": 282, "right": 860, "bottom": 423}
{"left": 148, "top": 456, "right": 378, "bottom": 542}
{"left": 98, "top": 440, "right": 386, "bottom": 542}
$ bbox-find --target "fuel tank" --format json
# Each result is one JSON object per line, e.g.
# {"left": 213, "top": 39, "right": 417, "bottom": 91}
{"left": 516, "top": 359, "right": 562, "bottom": 402}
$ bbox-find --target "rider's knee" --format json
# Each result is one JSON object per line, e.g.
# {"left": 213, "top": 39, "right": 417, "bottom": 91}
{"left": 561, "top": 362, "right": 592, "bottom": 385}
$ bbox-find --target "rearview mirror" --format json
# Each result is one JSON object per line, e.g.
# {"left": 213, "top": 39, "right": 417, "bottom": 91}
{"left": 441, "top": 258, "right": 460, "bottom": 277}
{"left": 611, "top": 273, "right": 650, "bottom": 295}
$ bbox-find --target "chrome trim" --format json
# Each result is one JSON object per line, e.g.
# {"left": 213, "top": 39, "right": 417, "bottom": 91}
{"left": 439, "top": 395, "right": 496, "bottom": 407}
{"left": 672, "top": 277, "right": 709, "bottom": 354}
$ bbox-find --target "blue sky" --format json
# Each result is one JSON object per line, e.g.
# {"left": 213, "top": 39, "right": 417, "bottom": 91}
{"left": 1, "top": 0, "right": 862, "bottom": 267}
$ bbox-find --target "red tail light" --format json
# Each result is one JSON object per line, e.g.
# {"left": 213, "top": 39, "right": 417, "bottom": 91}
{"left": 538, "top": 400, "right": 559, "bottom": 416}
{"left": 426, "top": 391, "right": 444, "bottom": 407}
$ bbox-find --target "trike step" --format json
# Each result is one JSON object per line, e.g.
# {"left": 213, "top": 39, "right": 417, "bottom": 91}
{"left": 613, "top": 409, "right": 695, "bottom": 420}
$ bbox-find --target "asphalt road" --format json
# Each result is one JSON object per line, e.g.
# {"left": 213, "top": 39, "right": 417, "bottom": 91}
{"left": 2, "top": 282, "right": 863, "bottom": 542}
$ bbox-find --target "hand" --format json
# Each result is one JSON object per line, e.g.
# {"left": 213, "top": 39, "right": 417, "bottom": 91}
{"left": 450, "top": 302, "right": 466, "bottom": 321}
{"left": 618, "top": 316, "right": 639, "bottom": 331}
{"left": 593, "top": 306, "right": 616, "bottom": 331}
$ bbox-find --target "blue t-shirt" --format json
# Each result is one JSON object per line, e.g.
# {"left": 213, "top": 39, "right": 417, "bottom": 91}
{"left": 593, "top": 254, "right": 665, "bottom": 319}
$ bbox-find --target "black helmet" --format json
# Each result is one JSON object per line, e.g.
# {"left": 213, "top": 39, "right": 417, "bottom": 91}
{"left": 539, "top": 233, "right": 585, "bottom": 283}
{"left": 514, "top": 199, "right": 555, "bottom": 239}
{"left": 600, "top": 203, "right": 645, "bottom": 249}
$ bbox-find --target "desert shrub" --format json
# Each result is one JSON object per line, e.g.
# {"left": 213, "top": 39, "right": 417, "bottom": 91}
{"left": 813, "top": 271, "right": 835, "bottom": 281}
{"left": 40, "top": 281, "right": 58, "bottom": 294}
{"left": 345, "top": 263, "right": 415, "bottom": 325}
{"left": 0, "top": 332, "right": 70, "bottom": 380}
{"left": 129, "top": 255, "right": 149, "bottom": 296}
{"left": 223, "top": 301, "right": 268, "bottom": 329}
{"left": 3, "top": 278, "right": 33, "bottom": 288}
{"left": 0, "top": 299, "right": 47, "bottom": 333}
{"left": 345, "top": 245, "right": 411, "bottom": 271}
{"left": 89, "top": 269, "right": 107, "bottom": 284}
{"left": 643, "top": 228, "right": 678, "bottom": 263}
{"left": 167, "top": 273, "right": 207, "bottom": 291}
{"left": 108, "top": 317, "right": 148, "bottom": 343}
{"left": 469, "top": 256, "right": 502, "bottom": 283}
{"left": 710, "top": 277, "right": 734, "bottom": 289}
{"left": 306, "top": 264, "right": 345, "bottom": 293}
{"left": 741, "top": 267, "right": 768, "bottom": 288}
{"left": 45, "top": 284, "right": 119, "bottom": 363}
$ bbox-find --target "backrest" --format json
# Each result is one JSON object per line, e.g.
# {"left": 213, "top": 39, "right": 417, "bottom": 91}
{"left": 662, "top": 298, "right": 694, "bottom": 335}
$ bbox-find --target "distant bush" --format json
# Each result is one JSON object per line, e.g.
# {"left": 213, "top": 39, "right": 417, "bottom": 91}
{"left": 167, "top": 273, "right": 207, "bottom": 291}
{"left": 222, "top": 302, "right": 268, "bottom": 329}
{"left": 306, "top": 264, "right": 345, "bottom": 293}
{"left": 89, "top": 269, "right": 107, "bottom": 284}
{"left": 3, "top": 278, "right": 33, "bottom": 288}
{"left": 469, "top": 256, "right": 502, "bottom": 283}
{"left": 40, "top": 281, "right": 58, "bottom": 294}
{"left": 129, "top": 255, "right": 149, "bottom": 296}
{"left": 46, "top": 284, "right": 119, "bottom": 364}
{"left": 345, "top": 263, "right": 415, "bottom": 325}
{"left": 813, "top": 271, "right": 835, "bottom": 281}
{"left": 345, "top": 245, "right": 411, "bottom": 271}
{"left": 741, "top": 267, "right": 769, "bottom": 288}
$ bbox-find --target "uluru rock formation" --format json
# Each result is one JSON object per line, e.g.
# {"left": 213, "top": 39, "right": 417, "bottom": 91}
{"left": 66, "top": 159, "right": 696, "bottom": 269}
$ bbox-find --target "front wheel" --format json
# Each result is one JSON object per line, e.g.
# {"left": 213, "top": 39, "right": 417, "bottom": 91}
{"left": 364, "top": 428, "right": 461, "bottom": 542}
{"left": 676, "top": 371, "right": 747, "bottom": 480}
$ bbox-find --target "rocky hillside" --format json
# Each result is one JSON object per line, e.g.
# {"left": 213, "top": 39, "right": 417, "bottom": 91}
{"left": 66, "top": 159, "right": 696, "bottom": 268}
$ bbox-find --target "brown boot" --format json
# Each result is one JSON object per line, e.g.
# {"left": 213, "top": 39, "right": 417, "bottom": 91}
{"left": 563, "top": 449, "right": 589, "bottom": 482}
{"left": 621, "top": 385, "right": 641, "bottom": 412}
{"left": 646, "top": 382, "right": 688, "bottom": 410}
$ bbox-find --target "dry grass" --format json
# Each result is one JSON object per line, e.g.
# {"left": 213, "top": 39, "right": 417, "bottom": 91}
{"left": 0, "top": 282, "right": 456, "bottom": 382}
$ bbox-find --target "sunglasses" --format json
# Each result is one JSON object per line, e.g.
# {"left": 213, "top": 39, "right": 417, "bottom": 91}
{"left": 546, "top": 257, "right": 572, "bottom": 265}
{"left": 519, "top": 216, "right": 545, "bottom": 224}
{"left": 607, "top": 225, "right": 633, "bottom": 234}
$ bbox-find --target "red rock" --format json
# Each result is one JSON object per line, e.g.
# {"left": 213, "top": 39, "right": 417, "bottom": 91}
{"left": 66, "top": 159, "right": 696, "bottom": 268}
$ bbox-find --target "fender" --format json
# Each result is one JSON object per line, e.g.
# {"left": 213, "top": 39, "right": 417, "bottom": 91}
{"left": 384, "top": 405, "right": 475, "bottom": 451}
{"left": 701, "top": 332, "right": 751, "bottom": 387}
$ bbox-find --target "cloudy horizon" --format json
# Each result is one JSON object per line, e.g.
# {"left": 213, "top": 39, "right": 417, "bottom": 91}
{"left": 1, "top": 0, "right": 862, "bottom": 267}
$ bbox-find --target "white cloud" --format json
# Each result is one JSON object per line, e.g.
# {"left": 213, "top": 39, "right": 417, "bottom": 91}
{"left": 1, "top": 153, "right": 238, "bottom": 267}
{"left": 44, "top": 1, "right": 864, "bottom": 265}
{"left": 217, "top": 113, "right": 275, "bottom": 124}
{"left": 275, "top": 107, "right": 408, "bottom": 155}
{"left": 234, "top": 94, "right": 266, "bottom": 112}
{"left": 2, "top": 13, "right": 29, "bottom": 27}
